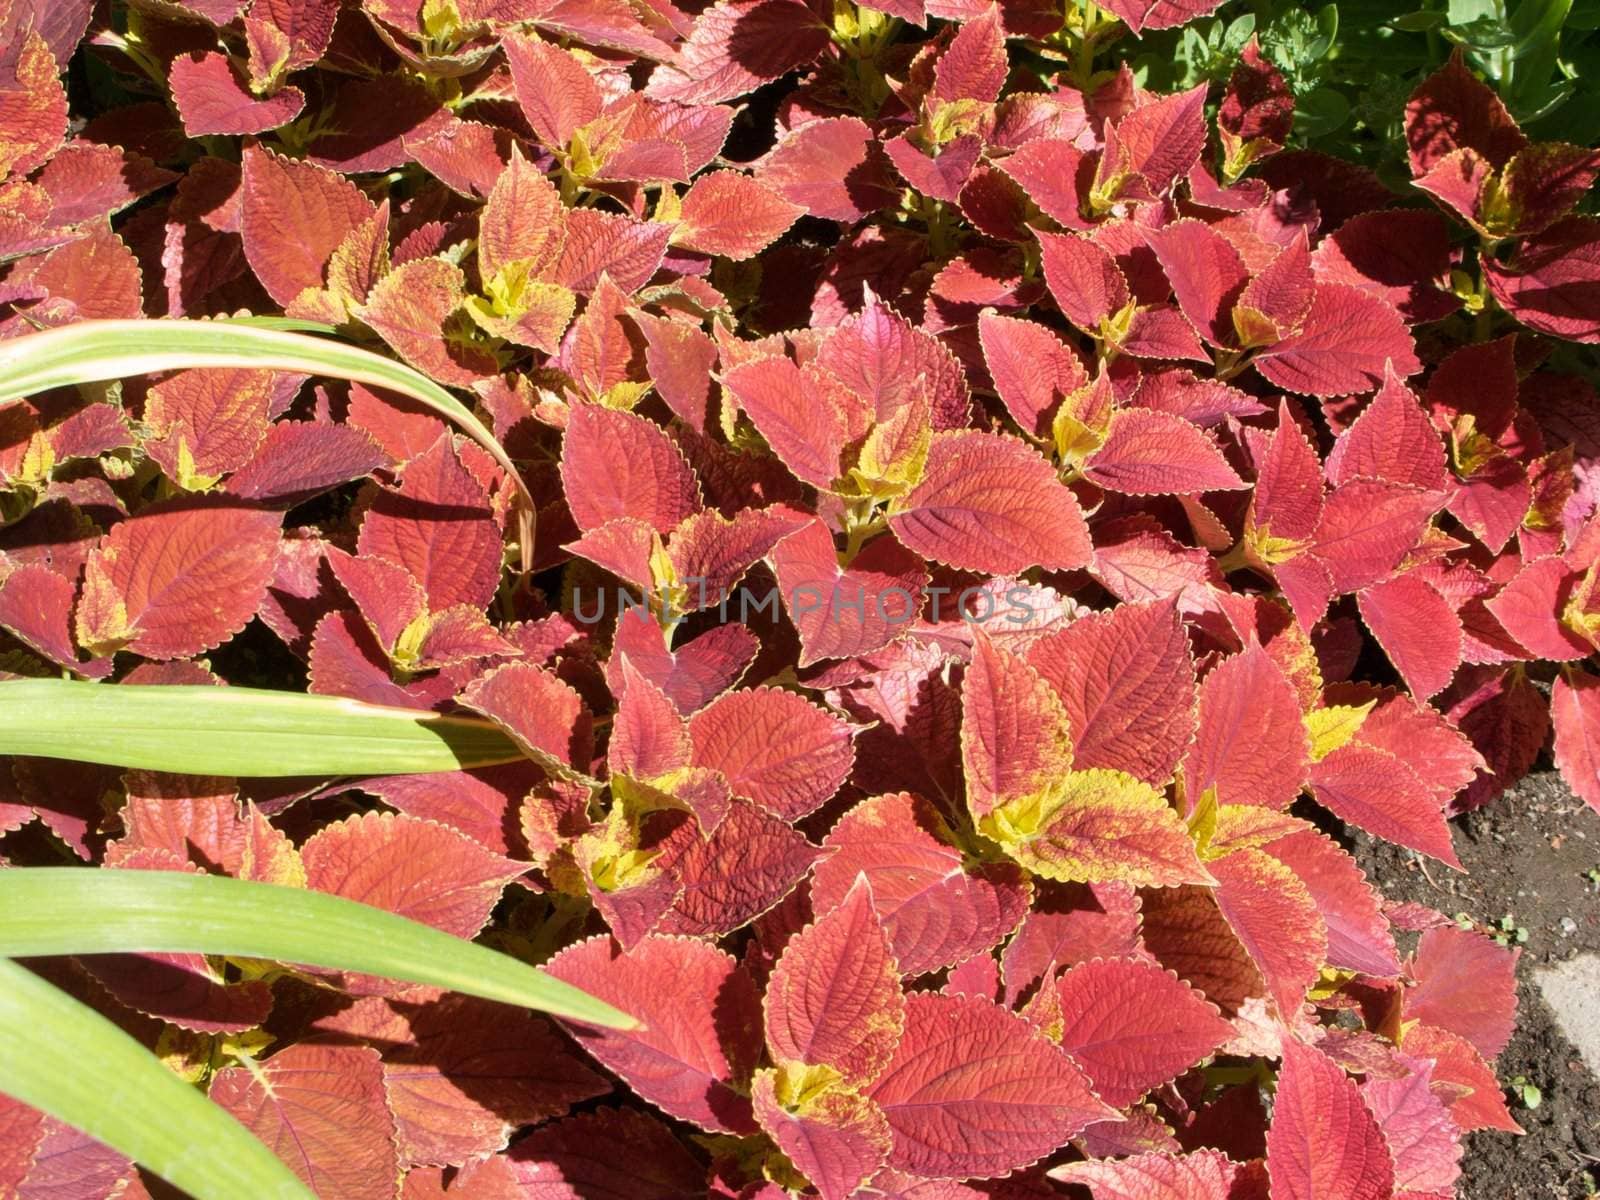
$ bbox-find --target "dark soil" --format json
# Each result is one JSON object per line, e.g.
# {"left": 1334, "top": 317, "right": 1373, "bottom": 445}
{"left": 1351, "top": 771, "right": 1600, "bottom": 1199}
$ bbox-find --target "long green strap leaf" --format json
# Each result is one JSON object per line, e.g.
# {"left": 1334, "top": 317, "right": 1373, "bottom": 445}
{"left": 0, "top": 869, "right": 634, "bottom": 1027}
{"left": 0, "top": 956, "right": 317, "bottom": 1200}
{"left": 0, "top": 318, "right": 532, "bottom": 514}
{"left": 0, "top": 679, "right": 523, "bottom": 775}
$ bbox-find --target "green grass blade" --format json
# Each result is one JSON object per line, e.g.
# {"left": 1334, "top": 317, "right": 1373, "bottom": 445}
{"left": 0, "top": 956, "right": 317, "bottom": 1200}
{"left": 0, "top": 679, "right": 523, "bottom": 776}
{"left": 0, "top": 318, "right": 530, "bottom": 512}
{"left": 0, "top": 869, "right": 635, "bottom": 1027}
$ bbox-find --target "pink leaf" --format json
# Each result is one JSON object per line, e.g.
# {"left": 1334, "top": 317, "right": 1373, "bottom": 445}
{"left": 76, "top": 498, "right": 280, "bottom": 660}
{"left": 765, "top": 877, "right": 905, "bottom": 1083}
{"left": 1028, "top": 598, "right": 1196, "bottom": 786}
{"left": 888, "top": 431, "right": 1091, "bottom": 573}
{"left": 210, "top": 1044, "right": 398, "bottom": 1200}
{"left": 1052, "top": 957, "right": 1231, "bottom": 1107}
{"left": 865, "top": 992, "right": 1114, "bottom": 1180}
{"left": 1266, "top": 1041, "right": 1395, "bottom": 1200}
{"left": 814, "top": 792, "right": 1031, "bottom": 978}
{"left": 1084, "top": 408, "right": 1246, "bottom": 495}
{"left": 689, "top": 687, "right": 854, "bottom": 821}
{"left": 544, "top": 934, "right": 763, "bottom": 1133}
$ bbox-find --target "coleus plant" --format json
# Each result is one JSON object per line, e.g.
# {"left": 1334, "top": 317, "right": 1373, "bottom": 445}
{"left": 1, "top": 0, "right": 1597, "bottom": 1194}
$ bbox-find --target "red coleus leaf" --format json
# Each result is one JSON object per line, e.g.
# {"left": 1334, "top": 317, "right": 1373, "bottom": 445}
{"left": 885, "top": 133, "right": 982, "bottom": 204}
{"left": 1552, "top": 670, "right": 1600, "bottom": 814}
{"left": 1220, "top": 37, "right": 1293, "bottom": 158}
{"left": 561, "top": 405, "right": 702, "bottom": 534}
{"left": 671, "top": 505, "right": 812, "bottom": 607}
{"left": 759, "top": 116, "right": 899, "bottom": 222}
{"left": 76, "top": 497, "right": 280, "bottom": 660}
{"left": 1485, "top": 555, "right": 1590, "bottom": 661}
{"left": 477, "top": 149, "right": 564, "bottom": 284}
{"left": 554, "top": 209, "right": 674, "bottom": 294}
{"left": 1312, "top": 478, "right": 1443, "bottom": 595}
{"left": 607, "top": 614, "right": 758, "bottom": 715}
{"left": 1210, "top": 847, "right": 1325, "bottom": 1021}
{"left": 240, "top": 144, "right": 376, "bottom": 307}
{"left": 249, "top": 0, "right": 338, "bottom": 69}
{"left": 226, "top": 420, "right": 386, "bottom": 507}
{"left": 1000, "top": 881, "right": 1141, "bottom": 1005}
{"left": 978, "top": 310, "right": 1088, "bottom": 438}
{"left": 381, "top": 995, "right": 610, "bottom": 1167}
{"left": 1263, "top": 828, "right": 1400, "bottom": 977}
{"left": 1405, "top": 924, "right": 1518, "bottom": 1060}
{"left": 1096, "top": 0, "right": 1226, "bottom": 33}
{"left": 1053, "top": 1149, "right": 1258, "bottom": 1199}
{"left": 1083, "top": 408, "right": 1246, "bottom": 495}
{"left": 15, "top": 222, "right": 144, "bottom": 319}
{"left": 765, "top": 876, "right": 905, "bottom": 1084}
{"left": 0, "top": 1097, "right": 44, "bottom": 1197}
{"left": 544, "top": 934, "right": 764, "bottom": 1133}
{"left": 677, "top": 170, "right": 804, "bottom": 261}
{"left": 688, "top": 686, "right": 854, "bottom": 821}
{"left": 1309, "top": 209, "right": 1460, "bottom": 324}
{"left": 961, "top": 631, "right": 1075, "bottom": 819}
{"left": 988, "top": 766, "right": 1213, "bottom": 888}
{"left": 769, "top": 515, "right": 928, "bottom": 667}
{"left": 169, "top": 50, "right": 305, "bottom": 137}
{"left": 356, "top": 433, "right": 502, "bottom": 612}
{"left": 1307, "top": 743, "right": 1461, "bottom": 868}
{"left": 79, "top": 938, "right": 275, "bottom": 1035}
{"left": 723, "top": 354, "right": 862, "bottom": 490}
{"left": 1402, "top": 1023, "right": 1522, "bottom": 1134}
{"left": 609, "top": 659, "right": 692, "bottom": 782}
{"left": 1361, "top": 1060, "right": 1463, "bottom": 1195}
{"left": 657, "top": 797, "right": 825, "bottom": 936}
{"left": 1482, "top": 216, "right": 1600, "bottom": 344}
{"left": 0, "top": 31, "right": 67, "bottom": 181}
{"left": 1252, "top": 283, "right": 1420, "bottom": 396}
{"left": 932, "top": 9, "right": 1007, "bottom": 105}
{"left": 813, "top": 792, "right": 1031, "bottom": 977}
{"left": 1106, "top": 84, "right": 1210, "bottom": 198}
{"left": 1052, "top": 957, "right": 1230, "bottom": 1106}
{"left": 301, "top": 811, "right": 526, "bottom": 940}
{"left": 1143, "top": 219, "right": 1250, "bottom": 348}
{"left": 1001, "top": 138, "right": 1092, "bottom": 229}
{"left": 503, "top": 31, "right": 601, "bottom": 148}
{"left": 752, "top": 1072, "right": 892, "bottom": 1200}
{"left": 460, "top": 662, "right": 595, "bottom": 781}
{"left": 1357, "top": 571, "right": 1463, "bottom": 700}
{"left": 1327, "top": 682, "right": 1483, "bottom": 809}
{"left": 1266, "top": 1040, "right": 1395, "bottom": 1200}
{"left": 887, "top": 431, "right": 1091, "bottom": 573}
{"left": 1500, "top": 142, "right": 1600, "bottom": 238}
{"left": 35, "top": 142, "right": 177, "bottom": 227}
{"left": 815, "top": 289, "right": 971, "bottom": 430}
{"left": 1183, "top": 645, "right": 1307, "bottom": 810}
{"left": 1405, "top": 49, "right": 1526, "bottom": 176}
{"left": 865, "top": 991, "right": 1113, "bottom": 1179}
{"left": 1325, "top": 364, "right": 1449, "bottom": 492}
{"left": 210, "top": 1043, "right": 398, "bottom": 1200}
{"left": 646, "top": 0, "right": 830, "bottom": 105}
{"left": 1028, "top": 598, "right": 1195, "bottom": 787}
{"left": 1234, "top": 233, "right": 1317, "bottom": 346}
{"left": 505, "top": 1106, "right": 706, "bottom": 1200}
{"left": 402, "top": 1158, "right": 522, "bottom": 1199}
{"left": 1444, "top": 665, "right": 1550, "bottom": 811}
{"left": 357, "top": 256, "right": 498, "bottom": 386}
{"left": 142, "top": 366, "right": 275, "bottom": 485}
{"left": 0, "top": 562, "right": 109, "bottom": 677}
{"left": 1040, "top": 231, "right": 1130, "bottom": 331}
